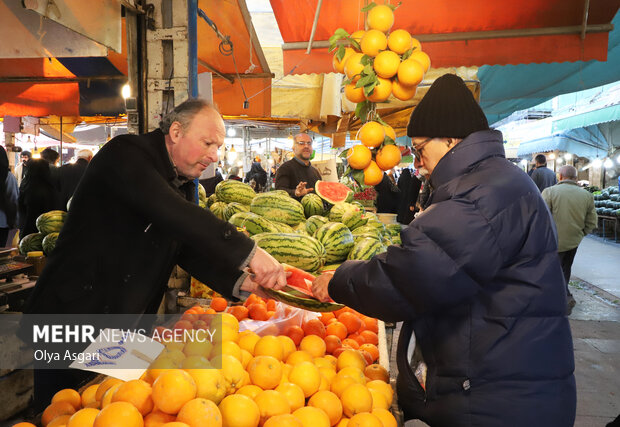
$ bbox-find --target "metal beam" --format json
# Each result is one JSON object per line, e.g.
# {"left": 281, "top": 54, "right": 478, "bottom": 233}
{"left": 581, "top": 0, "right": 591, "bottom": 40}
{"left": 198, "top": 59, "right": 234, "bottom": 83}
{"left": 0, "top": 76, "right": 127, "bottom": 83}
{"left": 306, "top": 0, "right": 323, "bottom": 54}
{"left": 282, "top": 24, "right": 614, "bottom": 50}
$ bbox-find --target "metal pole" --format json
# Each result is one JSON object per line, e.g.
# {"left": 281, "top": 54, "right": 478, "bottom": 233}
{"left": 306, "top": 0, "right": 323, "bottom": 54}
{"left": 59, "top": 116, "right": 63, "bottom": 165}
{"left": 188, "top": 0, "right": 199, "bottom": 98}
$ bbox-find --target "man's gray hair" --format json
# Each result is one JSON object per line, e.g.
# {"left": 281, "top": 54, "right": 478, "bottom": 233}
{"left": 159, "top": 98, "right": 215, "bottom": 134}
{"left": 558, "top": 165, "right": 578, "bottom": 180}
{"left": 293, "top": 133, "right": 312, "bottom": 143}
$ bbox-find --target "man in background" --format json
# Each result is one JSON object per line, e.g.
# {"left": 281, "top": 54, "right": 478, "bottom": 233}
{"left": 57, "top": 149, "right": 93, "bottom": 210}
{"left": 530, "top": 154, "right": 557, "bottom": 192}
{"left": 542, "top": 165, "right": 597, "bottom": 314}
{"left": 14, "top": 150, "right": 31, "bottom": 187}
{"left": 40, "top": 147, "right": 61, "bottom": 193}
{"left": 275, "top": 133, "right": 321, "bottom": 200}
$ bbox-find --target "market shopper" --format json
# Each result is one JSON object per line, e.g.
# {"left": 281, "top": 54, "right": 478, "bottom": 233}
{"left": 542, "top": 165, "right": 597, "bottom": 313}
{"left": 14, "top": 150, "right": 31, "bottom": 187}
{"left": 530, "top": 153, "right": 557, "bottom": 191}
{"left": 0, "top": 146, "right": 19, "bottom": 246}
{"left": 275, "top": 133, "right": 321, "bottom": 199}
{"left": 17, "top": 159, "right": 56, "bottom": 238}
{"left": 56, "top": 149, "right": 93, "bottom": 210}
{"left": 22, "top": 98, "right": 287, "bottom": 408}
{"left": 312, "top": 74, "right": 576, "bottom": 426}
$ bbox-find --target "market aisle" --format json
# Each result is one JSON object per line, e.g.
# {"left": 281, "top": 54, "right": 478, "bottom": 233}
{"left": 571, "top": 235, "right": 620, "bottom": 299}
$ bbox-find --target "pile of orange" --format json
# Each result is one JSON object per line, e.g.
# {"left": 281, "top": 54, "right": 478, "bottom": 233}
{"left": 23, "top": 305, "right": 395, "bottom": 427}
{"left": 349, "top": 121, "right": 402, "bottom": 185}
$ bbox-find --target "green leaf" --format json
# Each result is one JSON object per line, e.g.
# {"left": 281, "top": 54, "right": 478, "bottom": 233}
{"left": 363, "top": 81, "right": 378, "bottom": 97}
{"left": 350, "top": 40, "right": 361, "bottom": 51}
{"left": 343, "top": 77, "right": 353, "bottom": 86}
{"left": 383, "top": 135, "right": 396, "bottom": 145}
{"left": 401, "top": 48, "right": 414, "bottom": 60}
{"left": 333, "top": 28, "right": 350, "bottom": 39}
{"left": 362, "top": 64, "right": 375, "bottom": 75}
{"left": 351, "top": 169, "right": 367, "bottom": 189}
{"left": 360, "top": 55, "right": 372, "bottom": 66}
{"left": 360, "top": 2, "right": 377, "bottom": 12}
{"left": 340, "top": 149, "right": 351, "bottom": 160}
{"left": 336, "top": 45, "right": 347, "bottom": 61}
{"left": 355, "top": 101, "right": 371, "bottom": 122}
{"left": 375, "top": 116, "right": 388, "bottom": 126}
{"left": 387, "top": 2, "right": 401, "bottom": 11}
{"left": 356, "top": 73, "right": 376, "bottom": 87}
{"left": 343, "top": 166, "right": 352, "bottom": 176}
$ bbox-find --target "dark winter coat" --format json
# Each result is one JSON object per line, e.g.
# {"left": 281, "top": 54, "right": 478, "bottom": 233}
{"left": 374, "top": 173, "right": 400, "bottom": 214}
{"left": 530, "top": 165, "right": 557, "bottom": 192}
{"left": 396, "top": 169, "right": 422, "bottom": 224}
{"left": 18, "top": 159, "right": 56, "bottom": 238}
{"left": 328, "top": 130, "right": 576, "bottom": 426}
{"left": 24, "top": 129, "right": 255, "bottom": 314}
{"left": 275, "top": 157, "right": 321, "bottom": 200}
{"left": 56, "top": 158, "right": 89, "bottom": 210}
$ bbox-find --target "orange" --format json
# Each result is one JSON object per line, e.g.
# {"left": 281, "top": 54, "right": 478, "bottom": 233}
{"left": 391, "top": 80, "right": 417, "bottom": 101}
{"left": 42, "top": 401, "right": 76, "bottom": 426}
{"left": 326, "top": 322, "right": 348, "bottom": 340}
{"left": 382, "top": 125, "right": 396, "bottom": 142}
{"left": 289, "top": 361, "right": 322, "bottom": 397}
{"left": 248, "top": 355, "right": 283, "bottom": 390}
{"left": 237, "top": 383, "right": 263, "bottom": 400}
{"left": 336, "top": 419, "right": 349, "bottom": 427}
{"left": 350, "top": 31, "right": 365, "bottom": 52}
{"left": 302, "top": 319, "right": 326, "bottom": 339}
{"left": 366, "top": 77, "right": 392, "bottom": 103}
{"left": 286, "top": 350, "right": 313, "bottom": 366}
{"left": 211, "top": 354, "right": 247, "bottom": 393}
{"left": 80, "top": 384, "right": 99, "bottom": 408}
{"left": 336, "top": 367, "right": 366, "bottom": 385}
{"left": 344, "top": 84, "right": 366, "bottom": 104}
{"left": 292, "top": 407, "right": 331, "bottom": 427}
{"left": 375, "top": 144, "right": 402, "bottom": 171}
{"left": 346, "top": 145, "right": 372, "bottom": 170}
{"left": 359, "top": 344, "right": 379, "bottom": 363}
{"left": 349, "top": 333, "right": 366, "bottom": 345}
{"left": 181, "top": 355, "right": 211, "bottom": 370}
{"left": 347, "top": 412, "right": 383, "bottom": 427}
{"left": 338, "top": 312, "right": 362, "bottom": 335}
{"left": 341, "top": 384, "right": 373, "bottom": 417}
{"left": 152, "top": 369, "right": 197, "bottom": 414}
{"left": 360, "top": 331, "right": 379, "bottom": 346}
{"left": 411, "top": 37, "right": 422, "bottom": 52}
{"left": 275, "top": 382, "right": 306, "bottom": 412}
{"left": 308, "top": 390, "right": 343, "bottom": 426}
{"left": 333, "top": 48, "right": 355, "bottom": 73}
{"left": 266, "top": 299, "right": 277, "bottom": 311}
{"left": 344, "top": 53, "right": 365, "bottom": 82}
{"left": 47, "top": 415, "right": 72, "bottom": 427}
{"left": 248, "top": 303, "right": 269, "bottom": 321}
{"left": 95, "top": 378, "right": 123, "bottom": 402}
{"left": 330, "top": 375, "right": 357, "bottom": 399}
{"left": 325, "top": 335, "right": 342, "bottom": 354}
{"left": 66, "top": 408, "right": 99, "bottom": 427}
{"left": 264, "top": 414, "right": 303, "bottom": 427}
{"left": 228, "top": 305, "right": 249, "bottom": 321}
{"left": 360, "top": 30, "right": 387, "bottom": 57}
{"left": 254, "top": 335, "right": 285, "bottom": 361}
{"left": 11, "top": 424, "right": 37, "bottom": 427}
{"left": 93, "top": 402, "right": 142, "bottom": 427}
{"left": 52, "top": 389, "right": 82, "bottom": 411}
{"left": 186, "top": 367, "right": 227, "bottom": 404}
{"left": 387, "top": 29, "right": 412, "bottom": 54}
{"left": 144, "top": 410, "right": 176, "bottom": 427}
{"left": 299, "top": 335, "right": 327, "bottom": 358}
{"left": 285, "top": 326, "right": 304, "bottom": 346}
{"left": 373, "top": 51, "right": 400, "bottom": 79}
{"left": 358, "top": 122, "right": 385, "bottom": 149}
{"left": 100, "top": 383, "right": 122, "bottom": 409}
{"left": 210, "top": 297, "right": 228, "bottom": 312}
{"left": 371, "top": 408, "right": 397, "bottom": 427}
{"left": 363, "top": 161, "right": 383, "bottom": 186}
{"left": 218, "top": 394, "right": 260, "bottom": 427}
{"left": 361, "top": 317, "right": 378, "bottom": 334}
{"left": 366, "top": 380, "right": 393, "bottom": 406}
{"left": 364, "top": 364, "right": 389, "bottom": 383}
{"left": 181, "top": 312, "right": 199, "bottom": 323}
{"left": 337, "top": 349, "right": 367, "bottom": 371}
{"left": 277, "top": 335, "right": 297, "bottom": 361}
{"left": 369, "top": 388, "right": 390, "bottom": 410}
{"left": 397, "top": 60, "right": 424, "bottom": 87}
{"left": 255, "top": 390, "right": 292, "bottom": 425}
{"left": 176, "top": 398, "right": 222, "bottom": 427}
{"left": 359, "top": 350, "right": 374, "bottom": 366}
{"left": 161, "top": 423, "right": 190, "bottom": 427}
{"left": 319, "top": 313, "right": 336, "bottom": 325}
{"left": 221, "top": 312, "right": 240, "bottom": 331}
{"left": 239, "top": 331, "right": 261, "bottom": 354}
{"left": 111, "top": 379, "right": 154, "bottom": 415}
{"left": 367, "top": 5, "right": 394, "bottom": 33}
{"left": 409, "top": 50, "right": 431, "bottom": 73}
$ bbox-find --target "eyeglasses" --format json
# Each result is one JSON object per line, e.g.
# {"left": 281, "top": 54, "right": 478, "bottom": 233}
{"left": 411, "top": 138, "right": 433, "bottom": 161}
{"left": 296, "top": 140, "right": 313, "bottom": 146}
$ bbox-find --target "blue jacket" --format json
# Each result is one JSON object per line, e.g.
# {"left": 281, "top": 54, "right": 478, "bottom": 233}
{"left": 329, "top": 130, "right": 576, "bottom": 427}
{"left": 531, "top": 165, "right": 557, "bottom": 192}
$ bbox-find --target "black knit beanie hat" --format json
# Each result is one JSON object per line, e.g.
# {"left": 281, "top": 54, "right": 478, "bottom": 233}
{"left": 407, "top": 74, "right": 489, "bottom": 139}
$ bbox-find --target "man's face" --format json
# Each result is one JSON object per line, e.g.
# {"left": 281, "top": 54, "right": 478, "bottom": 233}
{"left": 169, "top": 108, "right": 225, "bottom": 179}
{"left": 293, "top": 134, "right": 313, "bottom": 161}
{"left": 21, "top": 155, "right": 30, "bottom": 164}
{"left": 412, "top": 137, "right": 453, "bottom": 177}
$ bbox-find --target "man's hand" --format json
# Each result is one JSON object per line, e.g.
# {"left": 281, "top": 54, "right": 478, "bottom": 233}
{"left": 312, "top": 273, "right": 334, "bottom": 302}
{"left": 239, "top": 275, "right": 270, "bottom": 299}
{"left": 294, "top": 182, "right": 314, "bottom": 198}
{"left": 248, "top": 247, "right": 287, "bottom": 290}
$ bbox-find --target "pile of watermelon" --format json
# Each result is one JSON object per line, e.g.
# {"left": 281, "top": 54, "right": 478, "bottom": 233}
{"left": 206, "top": 180, "right": 402, "bottom": 274}
{"left": 18, "top": 210, "right": 66, "bottom": 255}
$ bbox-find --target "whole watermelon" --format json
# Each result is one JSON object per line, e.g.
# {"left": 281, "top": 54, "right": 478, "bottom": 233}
{"left": 301, "top": 193, "right": 325, "bottom": 218}
{"left": 347, "top": 238, "right": 386, "bottom": 260}
{"left": 315, "top": 222, "right": 355, "bottom": 263}
{"left": 306, "top": 215, "right": 329, "bottom": 236}
{"left": 215, "top": 180, "right": 256, "bottom": 205}
{"left": 36, "top": 210, "right": 67, "bottom": 235}
{"left": 224, "top": 202, "right": 249, "bottom": 221}
{"left": 250, "top": 193, "right": 305, "bottom": 226}
{"left": 19, "top": 233, "right": 45, "bottom": 255}
{"left": 42, "top": 232, "right": 60, "bottom": 255}
{"left": 209, "top": 201, "right": 228, "bottom": 220}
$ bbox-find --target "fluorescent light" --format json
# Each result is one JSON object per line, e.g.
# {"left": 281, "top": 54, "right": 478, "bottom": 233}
{"left": 227, "top": 127, "right": 236, "bottom": 137}
{"left": 548, "top": 153, "right": 556, "bottom": 160}
{"left": 556, "top": 158, "right": 564, "bottom": 164}
{"left": 564, "top": 153, "right": 572, "bottom": 160}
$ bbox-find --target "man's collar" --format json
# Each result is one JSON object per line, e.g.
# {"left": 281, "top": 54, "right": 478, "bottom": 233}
{"left": 293, "top": 156, "right": 310, "bottom": 166}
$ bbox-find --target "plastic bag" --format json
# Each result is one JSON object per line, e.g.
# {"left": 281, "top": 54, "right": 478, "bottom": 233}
{"left": 239, "top": 301, "right": 319, "bottom": 336}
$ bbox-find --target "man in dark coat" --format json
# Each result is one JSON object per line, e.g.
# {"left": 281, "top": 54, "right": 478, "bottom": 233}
{"left": 23, "top": 99, "right": 286, "bottom": 409}
{"left": 56, "top": 149, "right": 93, "bottom": 210}
{"left": 530, "top": 153, "right": 557, "bottom": 192}
{"left": 275, "top": 133, "right": 321, "bottom": 200}
{"left": 313, "top": 74, "right": 575, "bottom": 426}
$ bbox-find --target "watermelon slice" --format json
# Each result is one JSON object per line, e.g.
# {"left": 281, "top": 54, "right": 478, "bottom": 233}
{"left": 283, "top": 264, "right": 316, "bottom": 292}
{"left": 315, "top": 181, "right": 354, "bottom": 204}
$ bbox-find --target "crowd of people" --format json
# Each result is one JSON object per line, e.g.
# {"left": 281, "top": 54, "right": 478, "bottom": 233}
{"left": 0, "top": 147, "right": 93, "bottom": 246}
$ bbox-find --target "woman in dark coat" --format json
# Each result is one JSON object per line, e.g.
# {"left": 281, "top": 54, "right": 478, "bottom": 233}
{"left": 396, "top": 168, "right": 422, "bottom": 224}
{"left": 374, "top": 172, "right": 400, "bottom": 213}
{"left": 18, "top": 159, "right": 57, "bottom": 238}
{"left": 0, "top": 146, "right": 19, "bottom": 246}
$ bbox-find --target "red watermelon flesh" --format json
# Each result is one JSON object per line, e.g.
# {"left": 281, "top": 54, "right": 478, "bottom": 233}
{"left": 315, "top": 181, "right": 353, "bottom": 204}
{"left": 284, "top": 264, "right": 315, "bottom": 292}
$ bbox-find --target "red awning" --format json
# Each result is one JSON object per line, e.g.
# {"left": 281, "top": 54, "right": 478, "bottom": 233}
{"left": 272, "top": 0, "right": 620, "bottom": 75}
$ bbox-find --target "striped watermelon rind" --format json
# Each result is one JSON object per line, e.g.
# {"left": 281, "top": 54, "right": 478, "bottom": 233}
{"left": 353, "top": 233, "right": 382, "bottom": 244}
{"left": 315, "top": 222, "right": 355, "bottom": 264}
{"left": 351, "top": 225, "right": 382, "bottom": 237}
{"left": 270, "top": 221, "right": 294, "bottom": 233}
{"left": 35, "top": 210, "right": 67, "bottom": 235}
{"left": 347, "top": 238, "right": 386, "bottom": 260}
{"left": 252, "top": 233, "right": 326, "bottom": 272}
{"left": 224, "top": 202, "right": 250, "bottom": 221}
{"left": 215, "top": 180, "right": 256, "bottom": 205}
{"left": 262, "top": 287, "right": 344, "bottom": 312}
{"left": 206, "top": 193, "right": 218, "bottom": 207}
{"left": 228, "top": 212, "right": 278, "bottom": 235}
{"left": 342, "top": 209, "right": 367, "bottom": 230}
{"left": 306, "top": 215, "right": 329, "bottom": 236}
{"left": 209, "top": 201, "right": 228, "bottom": 220}
{"left": 18, "top": 233, "right": 45, "bottom": 255}
{"left": 42, "top": 232, "right": 59, "bottom": 255}
{"left": 251, "top": 193, "right": 305, "bottom": 226}
{"left": 301, "top": 193, "right": 325, "bottom": 218}
{"left": 328, "top": 202, "right": 357, "bottom": 223}
{"left": 386, "top": 223, "right": 402, "bottom": 236}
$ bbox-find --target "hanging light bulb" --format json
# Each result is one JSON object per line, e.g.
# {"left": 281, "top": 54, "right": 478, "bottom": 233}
{"left": 227, "top": 146, "right": 237, "bottom": 162}
{"left": 556, "top": 157, "right": 564, "bottom": 164}
{"left": 592, "top": 158, "right": 602, "bottom": 168}
{"left": 564, "top": 153, "right": 572, "bottom": 161}
{"left": 256, "top": 143, "right": 265, "bottom": 154}
{"left": 121, "top": 84, "right": 131, "bottom": 99}
{"left": 603, "top": 158, "right": 613, "bottom": 169}
{"left": 548, "top": 153, "right": 556, "bottom": 160}
{"left": 237, "top": 160, "right": 243, "bottom": 167}
{"left": 227, "top": 127, "right": 236, "bottom": 137}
